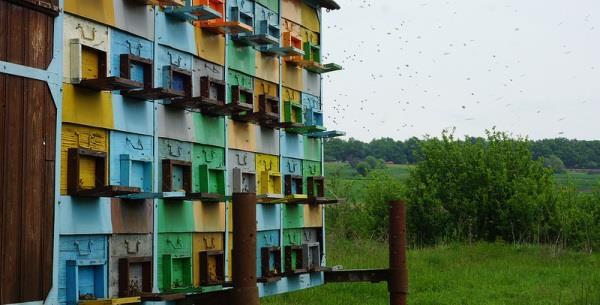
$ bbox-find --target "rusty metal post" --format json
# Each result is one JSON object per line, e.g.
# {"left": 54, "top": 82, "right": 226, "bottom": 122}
{"left": 230, "top": 192, "right": 260, "bottom": 305}
{"left": 388, "top": 200, "right": 408, "bottom": 305}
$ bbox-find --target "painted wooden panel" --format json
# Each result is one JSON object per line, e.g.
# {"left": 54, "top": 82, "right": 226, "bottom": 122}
{"left": 302, "top": 228, "right": 320, "bottom": 243}
{"left": 228, "top": 149, "right": 256, "bottom": 173}
{"left": 254, "top": 78, "right": 279, "bottom": 112}
{"left": 65, "top": 0, "right": 116, "bottom": 26}
{"left": 257, "top": 204, "right": 281, "bottom": 231}
{"left": 0, "top": 51, "right": 56, "bottom": 304}
{"left": 157, "top": 200, "right": 195, "bottom": 233}
{"left": 300, "top": 1, "right": 320, "bottom": 33}
{"left": 112, "top": 94, "right": 154, "bottom": 136}
{"left": 228, "top": 119, "right": 257, "bottom": 151}
{"left": 62, "top": 83, "right": 114, "bottom": 129}
{"left": 256, "top": 230, "right": 280, "bottom": 278}
{"left": 283, "top": 204, "right": 304, "bottom": 229}
{"left": 256, "top": 126, "right": 280, "bottom": 156}
{"left": 58, "top": 234, "right": 108, "bottom": 305}
{"left": 303, "top": 136, "right": 322, "bottom": 162}
{"left": 190, "top": 58, "right": 226, "bottom": 147}
{"left": 304, "top": 205, "right": 323, "bottom": 227}
{"left": 113, "top": 0, "right": 155, "bottom": 40}
{"left": 60, "top": 124, "right": 108, "bottom": 194}
{"left": 158, "top": 138, "right": 192, "bottom": 190}
{"left": 192, "top": 232, "right": 225, "bottom": 286}
{"left": 63, "top": 14, "right": 110, "bottom": 83}
{"left": 259, "top": 273, "right": 317, "bottom": 297}
{"left": 110, "top": 29, "right": 153, "bottom": 78}
{"left": 281, "top": 131, "right": 304, "bottom": 159}
{"left": 282, "top": 157, "right": 302, "bottom": 176}
{"left": 227, "top": 38, "right": 257, "bottom": 76}
{"left": 108, "top": 234, "right": 153, "bottom": 298}
{"left": 193, "top": 113, "right": 225, "bottom": 147}
{"left": 158, "top": 138, "right": 193, "bottom": 163}
{"left": 58, "top": 196, "right": 113, "bottom": 235}
{"left": 256, "top": 153, "right": 281, "bottom": 195}
{"left": 302, "top": 92, "right": 323, "bottom": 131}
{"left": 194, "top": 26, "right": 225, "bottom": 65}
{"left": 157, "top": 233, "right": 193, "bottom": 292}
{"left": 227, "top": 149, "right": 257, "bottom": 195}
{"left": 155, "top": 11, "right": 197, "bottom": 54}
{"left": 255, "top": 51, "right": 280, "bottom": 83}
{"left": 110, "top": 131, "right": 153, "bottom": 192}
{"left": 300, "top": 26, "right": 319, "bottom": 45}
{"left": 256, "top": 0, "right": 278, "bottom": 13}
{"left": 157, "top": 104, "right": 196, "bottom": 142}
{"left": 156, "top": 45, "right": 194, "bottom": 91}
{"left": 282, "top": 228, "right": 302, "bottom": 247}
{"left": 193, "top": 201, "right": 226, "bottom": 232}
{"left": 193, "top": 57, "right": 224, "bottom": 94}
{"left": 282, "top": 60, "right": 303, "bottom": 91}
{"left": 302, "top": 69, "right": 321, "bottom": 96}
{"left": 302, "top": 160, "right": 322, "bottom": 178}
{"left": 111, "top": 199, "right": 153, "bottom": 234}
{"left": 281, "top": 0, "right": 301, "bottom": 24}
{"left": 227, "top": 69, "right": 254, "bottom": 103}
{"left": 192, "top": 144, "right": 226, "bottom": 194}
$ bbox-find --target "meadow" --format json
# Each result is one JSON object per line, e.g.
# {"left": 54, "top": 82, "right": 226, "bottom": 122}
{"left": 260, "top": 162, "right": 600, "bottom": 304}
{"left": 262, "top": 239, "right": 600, "bottom": 305}
{"left": 326, "top": 162, "right": 600, "bottom": 192}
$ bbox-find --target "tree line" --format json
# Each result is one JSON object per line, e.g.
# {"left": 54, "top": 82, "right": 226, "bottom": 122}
{"left": 325, "top": 137, "right": 600, "bottom": 169}
{"left": 326, "top": 130, "right": 600, "bottom": 252}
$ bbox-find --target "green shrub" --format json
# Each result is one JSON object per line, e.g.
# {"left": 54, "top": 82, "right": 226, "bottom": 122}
{"left": 404, "top": 129, "right": 557, "bottom": 245}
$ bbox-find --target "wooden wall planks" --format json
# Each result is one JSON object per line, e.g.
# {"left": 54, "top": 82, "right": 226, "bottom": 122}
{"left": 0, "top": 1, "right": 57, "bottom": 304}
{"left": 0, "top": 75, "right": 57, "bottom": 304}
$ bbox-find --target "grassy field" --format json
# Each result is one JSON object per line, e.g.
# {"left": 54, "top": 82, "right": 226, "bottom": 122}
{"left": 325, "top": 162, "right": 600, "bottom": 192}
{"left": 262, "top": 238, "right": 600, "bottom": 305}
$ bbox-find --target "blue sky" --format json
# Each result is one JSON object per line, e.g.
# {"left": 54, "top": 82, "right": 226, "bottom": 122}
{"left": 321, "top": 0, "right": 600, "bottom": 141}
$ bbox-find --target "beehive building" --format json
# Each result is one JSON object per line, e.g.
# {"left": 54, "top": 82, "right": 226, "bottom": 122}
{"left": 0, "top": 0, "right": 342, "bottom": 304}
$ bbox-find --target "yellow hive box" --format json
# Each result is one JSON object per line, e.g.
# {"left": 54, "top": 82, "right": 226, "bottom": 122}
{"left": 60, "top": 123, "right": 108, "bottom": 195}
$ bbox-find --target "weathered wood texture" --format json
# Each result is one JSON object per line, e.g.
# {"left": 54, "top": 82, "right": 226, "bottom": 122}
{"left": 0, "top": 1, "right": 57, "bottom": 304}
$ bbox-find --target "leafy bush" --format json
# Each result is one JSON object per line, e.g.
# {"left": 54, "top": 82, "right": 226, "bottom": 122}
{"left": 405, "top": 129, "right": 557, "bottom": 244}
{"left": 327, "top": 129, "right": 600, "bottom": 251}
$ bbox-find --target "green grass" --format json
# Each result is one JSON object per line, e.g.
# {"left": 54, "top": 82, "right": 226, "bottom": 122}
{"left": 262, "top": 238, "right": 600, "bottom": 305}
{"left": 326, "top": 162, "right": 600, "bottom": 193}
{"left": 554, "top": 170, "right": 600, "bottom": 192}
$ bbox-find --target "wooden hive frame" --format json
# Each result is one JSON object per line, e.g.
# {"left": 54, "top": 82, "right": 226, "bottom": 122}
{"left": 199, "top": 2, "right": 254, "bottom": 35}
{"left": 199, "top": 250, "right": 225, "bottom": 285}
{"left": 67, "top": 148, "right": 141, "bottom": 197}
{"left": 229, "top": 85, "right": 258, "bottom": 122}
{"left": 165, "top": 65, "right": 195, "bottom": 109}
{"left": 284, "top": 174, "right": 307, "bottom": 203}
{"left": 72, "top": 42, "right": 144, "bottom": 91}
{"left": 260, "top": 246, "right": 282, "bottom": 282}
{"left": 284, "top": 245, "right": 307, "bottom": 275}
{"left": 118, "top": 257, "right": 153, "bottom": 297}
{"left": 121, "top": 55, "right": 185, "bottom": 100}
{"left": 302, "top": 242, "right": 325, "bottom": 272}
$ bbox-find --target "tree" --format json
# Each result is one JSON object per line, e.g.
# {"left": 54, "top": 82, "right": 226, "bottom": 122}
{"left": 543, "top": 154, "right": 566, "bottom": 174}
{"left": 355, "top": 162, "right": 369, "bottom": 177}
{"left": 404, "top": 129, "right": 557, "bottom": 244}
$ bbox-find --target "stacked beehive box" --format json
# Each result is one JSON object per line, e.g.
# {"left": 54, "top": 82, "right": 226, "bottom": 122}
{"left": 55, "top": 0, "right": 342, "bottom": 303}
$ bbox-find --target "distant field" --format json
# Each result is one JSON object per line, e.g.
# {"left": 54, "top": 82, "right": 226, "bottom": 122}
{"left": 262, "top": 239, "right": 600, "bottom": 305}
{"left": 325, "top": 162, "right": 600, "bottom": 192}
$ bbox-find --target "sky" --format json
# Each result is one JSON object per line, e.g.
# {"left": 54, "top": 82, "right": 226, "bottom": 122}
{"left": 319, "top": 0, "right": 600, "bottom": 141}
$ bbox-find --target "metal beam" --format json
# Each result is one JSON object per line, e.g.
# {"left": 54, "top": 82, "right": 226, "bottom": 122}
{"left": 324, "top": 269, "right": 390, "bottom": 283}
{"left": 0, "top": 61, "right": 60, "bottom": 86}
